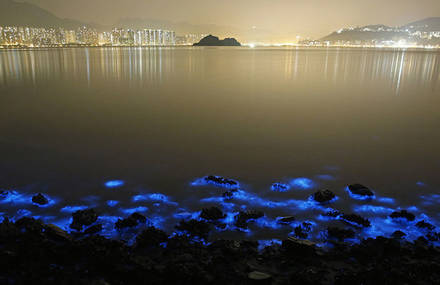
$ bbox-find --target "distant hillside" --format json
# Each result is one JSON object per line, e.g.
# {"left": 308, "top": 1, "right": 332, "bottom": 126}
{"left": 320, "top": 17, "right": 440, "bottom": 44}
{"left": 0, "top": 0, "right": 94, "bottom": 29}
{"left": 403, "top": 17, "right": 440, "bottom": 32}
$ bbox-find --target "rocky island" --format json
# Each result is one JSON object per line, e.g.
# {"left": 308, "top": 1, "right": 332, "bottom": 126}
{"left": 193, "top": 35, "right": 241, "bottom": 46}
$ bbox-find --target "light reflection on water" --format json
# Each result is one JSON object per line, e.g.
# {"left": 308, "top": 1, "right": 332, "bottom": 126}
{"left": 0, "top": 47, "right": 439, "bottom": 95}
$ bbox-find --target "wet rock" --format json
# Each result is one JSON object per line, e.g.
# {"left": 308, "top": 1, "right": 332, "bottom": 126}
{"left": 391, "top": 230, "right": 407, "bottom": 239}
{"left": 271, "top": 183, "right": 289, "bottom": 192}
{"left": 293, "top": 222, "right": 313, "bottom": 239}
{"left": 15, "top": 217, "right": 44, "bottom": 233}
{"left": 204, "top": 175, "right": 238, "bottom": 188}
{"left": 175, "top": 219, "right": 212, "bottom": 239}
{"left": 70, "top": 209, "right": 98, "bottom": 231}
{"left": 248, "top": 271, "right": 272, "bottom": 283}
{"left": 44, "top": 224, "right": 72, "bottom": 241}
{"left": 200, "top": 207, "right": 225, "bottom": 221}
{"left": 222, "top": 189, "right": 238, "bottom": 199}
{"left": 416, "top": 220, "right": 435, "bottom": 231}
{"left": 347, "top": 184, "right": 374, "bottom": 197}
{"left": 323, "top": 210, "right": 341, "bottom": 218}
{"left": 341, "top": 213, "right": 371, "bottom": 227}
{"left": 426, "top": 232, "right": 440, "bottom": 242}
{"left": 235, "top": 210, "right": 264, "bottom": 229}
{"left": 313, "top": 189, "right": 336, "bottom": 203}
{"left": 32, "top": 193, "right": 49, "bottom": 205}
{"left": 389, "top": 210, "right": 415, "bottom": 221}
{"left": 115, "top": 212, "right": 147, "bottom": 229}
{"left": 327, "top": 227, "right": 355, "bottom": 241}
{"left": 135, "top": 227, "right": 168, "bottom": 248}
{"left": 282, "top": 237, "right": 316, "bottom": 256}
{"left": 277, "top": 216, "right": 296, "bottom": 225}
{"left": 84, "top": 224, "right": 103, "bottom": 235}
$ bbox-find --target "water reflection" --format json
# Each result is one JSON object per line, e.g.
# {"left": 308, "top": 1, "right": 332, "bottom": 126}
{"left": 0, "top": 47, "right": 439, "bottom": 95}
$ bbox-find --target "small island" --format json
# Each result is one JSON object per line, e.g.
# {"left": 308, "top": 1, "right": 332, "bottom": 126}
{"left": 193, "top": 35, "right": 241, "bottom": 46}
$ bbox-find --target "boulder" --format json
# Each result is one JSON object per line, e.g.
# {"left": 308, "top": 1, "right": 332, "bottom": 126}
{"left": 282, "top": 237, "right": 316, "bottom": 256}
{"left": 200, "top": 207, "right": 225, "bottom": 221}
{"left": 313, "top": 190, "right": 336, "bottom": 203}
{"left": 175, "top": 219, "right": 212, "bottom": 239}
{"left": 84, "top": 224, "right": 103, "bottom": 235}
{"left": 135, "top": 227, "right": 168, "bottom": 248}
{"left": 327, "top": 227, "right": 355, "bottom": 241}
{"left": 115, "top": 212, "right": 147, "bottom": 229}
{"left": 70, "top": 209, "right": 98, "bottom": 231}
{"left": 248, "top": 271, "right": 272, "bottom": 283}
{"left": 32, "top": 193, "right": 49, "bottom": 205}
{"left": 416, "top": 220, "right": 435, "bottom": 231}
{"left": 391, "top": 230, "right": 407, "bottom": 239}
{"left": 389, "top": 210, "right": 415, "bottom": 221}
{"left": 235, "top": 210, "right": 264, "bottom": 229}
{"left": 277, "top": 216, "right": 296, "bottom": 225}
{"left": 44, "top": 224, "right": 71, "bottom": 241}
{"left": 341, "top": 213, "right": 371, "bottom": 227}
{"left": 347, "top": 184, "right": 374, "bottom": 197}
{"left": 293, "top": 222, "right": 313, "bottom": 239}
{"left": 204, "top": 175, "right": 238, "bottom": 188}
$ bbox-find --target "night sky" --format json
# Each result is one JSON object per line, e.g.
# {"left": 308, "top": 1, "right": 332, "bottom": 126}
{"left": 21, "top": 0, "right": 440, "bottom": 40}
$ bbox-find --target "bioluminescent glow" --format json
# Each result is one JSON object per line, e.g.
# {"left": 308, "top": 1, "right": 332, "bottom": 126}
{"left": 290, "top": 178, "right": 315, "bottom": 190}
{"left": 132, "top": 193, "right": 177, "bottom": 205}
{"left": 345, "top": 186, "right": 376, "bottom": 201}
{"left": 353, "top": 204, "right": 394, "bottom": 215}
{"left": 316, "top": 174, "right": 336, "bottom": 181}
{"left": 173, "top": 210, "right": 201, "bottom": 220}
{"left": 60, "top": 205, "right": 89, "bottom": 213}
{"left": 106, "top": 200, "right": 119, "bottom": 207}
{"left": 416, "top": 181, "right": 427, "bottom": 187}
{"left": 104, "top": 180, "right": 125, "bottom": 188}
{"left": 120, "top": 206, "right": 148, "bottom": 215}
{"left": 377, "top": 197, "right": 396, "bottom": 204}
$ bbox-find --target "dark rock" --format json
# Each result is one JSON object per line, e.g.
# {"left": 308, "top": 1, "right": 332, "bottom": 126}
{"left": 327, "top": 227, "right": 355, "bottom": 241}
{"left": 135, "top": 227, "right": 168, "bottom": 248}
{"left": 84, "top": 224, "right": 103, "bottom": 235}
{"left": 235, "top": 210, "right": 264, "bottom": 229}
{"left": 426, "top": 232, "right": 440, "bottom": 242}
{"left": 70, "top": 209, "right": 98, "bottom": 231}
{"left": 390, "top": 210, "right": 416, "bottom": 221}
{"left": 115, "top": 212, "right": 147, "bottom": 229}
{"left": 293, "top": 222, "right": 313, "bottom": 239}
{"left": 391, "top": 230, "right": 407, "bottom": 239}
{"left": 44, "top": 224, "right": 71, "bottom": 241}
{"left": 193, "top": 35, "right": 241, "bottom": 46}
{"left": 175, "top": 219, "right": 212, "bottom": 240}
{"left": 282, "top": 237, "right": 316, "bottom": 256}
{"left": 416, "top": 220, "right": 435, "bottom": 231}
{"left": 200, "top": 207, "right": 225, "bottom": 221}
{"left": 341, "top": 213, "right": 371, "bottom": 227}
{"left": 277, "top": 216, "right": 296, "bottom": 225}
{"left": 31, "top": 193, "right": 49, "bottom": 205}
{"left": 222, "top": 189, "right": 238, "bottom": 199}
{"left": 15, "top": 217, "right": 44, "bottom": 233}
{"left": 313, "top": 189, "right": 336, "bottom": 203}
{"left": 323, "top": 210, "right": 341, "bottom": 218}
{"left": 248, "top": 271, "right": 272, "bottom": 283}
{"left": 347, "top": 184, "right": 374, "bottom": 197}
{"left": 271, "top": 183, "right": 289, "bottom": 192}
{"left": 204, "top": 175, "right": 239, "bottom": 187}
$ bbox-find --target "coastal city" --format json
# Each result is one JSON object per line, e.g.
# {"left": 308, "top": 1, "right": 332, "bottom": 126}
{"left": 0, "top": 25, "right": 209, "bottom": 47}
{"left": 1, "top": 23, "right": 440, "bottom": 48}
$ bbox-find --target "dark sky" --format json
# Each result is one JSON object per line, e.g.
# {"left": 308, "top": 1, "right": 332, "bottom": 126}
{"left": 21, "top": 0, "right": 440, "bottom": 40}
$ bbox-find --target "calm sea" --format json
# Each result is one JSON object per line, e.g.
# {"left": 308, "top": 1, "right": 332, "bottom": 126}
{"left": 0, "top": 47, "right": 439, "bottom": 242}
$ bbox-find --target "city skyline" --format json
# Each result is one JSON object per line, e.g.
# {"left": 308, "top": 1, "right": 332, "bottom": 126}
{"left": 6, "top": 0, "right": 440, "bottom": 41}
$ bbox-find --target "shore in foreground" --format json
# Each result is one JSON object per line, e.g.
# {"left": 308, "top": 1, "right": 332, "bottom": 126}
{"left": 1, "top": 214, "right": 440, "bottom": 285}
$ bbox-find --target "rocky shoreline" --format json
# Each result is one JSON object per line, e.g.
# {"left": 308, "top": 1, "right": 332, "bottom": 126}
{"left": 1, "top": 211, "right": 440, "bottom": 284}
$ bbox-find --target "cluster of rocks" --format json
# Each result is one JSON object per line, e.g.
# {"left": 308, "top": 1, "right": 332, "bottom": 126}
{"left": 0, "top": 215, "right": 440, "bottom": 284}
{"left": 204, "top": 175, "right": 239, "bottom": 188}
